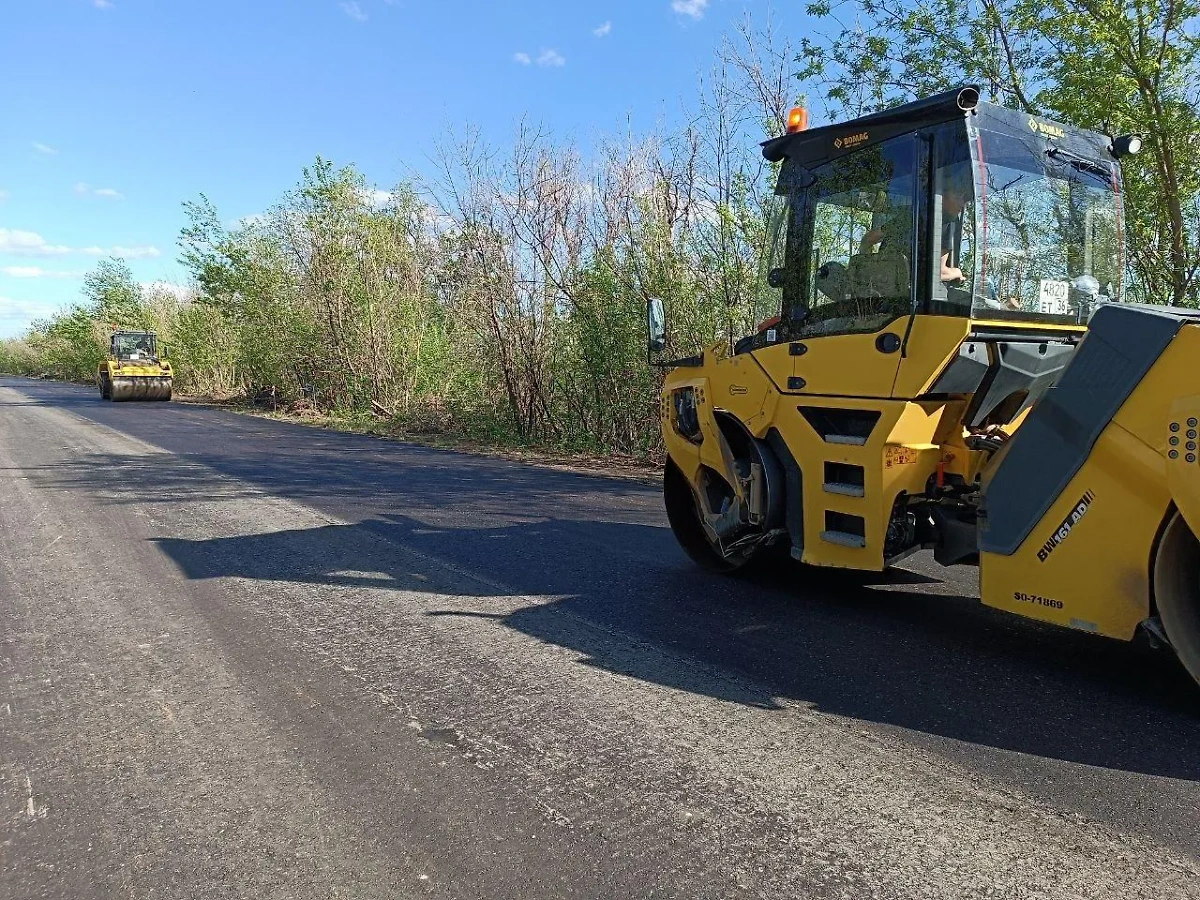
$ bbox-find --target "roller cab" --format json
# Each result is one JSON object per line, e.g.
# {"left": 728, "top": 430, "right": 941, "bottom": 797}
{"left": 98, "top": 330, "right": 173, "bottom": 401}
{"left": 649, "top": 87, "right": 1200, "bottom": 691}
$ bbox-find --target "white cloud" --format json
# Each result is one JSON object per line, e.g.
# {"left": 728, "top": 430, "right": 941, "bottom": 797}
{"left": 0, "top": 229, "right": 71, "bottom": 257}
{"left": 93, "top": 0, "right": 113, "bottom": 8}
{"left": 0, "top": 228, "right": 158, "bottom": 259}
{"left": 142, "top": 281, "right": 196, "bottom": 302}
{"left": 75, "top": 182, "right": 124, "bottom": 199}
{"left": 0, "top": 266, "right": 83, "bottom": 279}
{"left": 32, "top": 142, "right": 57, "bottom": 155}
{"left": 516, "top": 48, "right": 570, "bottom": 68}
{"left": 0, "top": 296, "right": 62, "bottom": 335}
{"left": 0, "top": 190, "right": 8, "bottom": 202}
{"left": 354, "top": 187, "right": 395, "bottom": 208}
{"left": 672, "top": 0, "right": 709, "bottom": 19}
{"left": 110, "top": 245, "right": 161, "bottom": 259}
{"left": 594, "top": 21, "right": 612, "bottom": 37}
{"left": 340, "top": 1, "right": 367, "bottom": 21}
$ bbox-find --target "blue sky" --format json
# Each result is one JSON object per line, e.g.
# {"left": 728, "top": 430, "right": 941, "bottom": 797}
{"left": 1, "top": 0, "right": 814, "bottom": 337}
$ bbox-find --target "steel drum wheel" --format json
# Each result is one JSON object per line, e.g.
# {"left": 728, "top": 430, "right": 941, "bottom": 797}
{"left": 1154, "top": 511, "right": 1200, "bottom": 690}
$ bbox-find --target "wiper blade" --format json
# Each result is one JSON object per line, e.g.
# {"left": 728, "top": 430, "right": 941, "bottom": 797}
{"left": 1046, "top": 147, "right": 1112, "bottom": 179}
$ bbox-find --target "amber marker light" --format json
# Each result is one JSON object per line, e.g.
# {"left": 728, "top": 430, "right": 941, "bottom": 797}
{"left": 786, "top": 107, "right": 809, "bottom": 133}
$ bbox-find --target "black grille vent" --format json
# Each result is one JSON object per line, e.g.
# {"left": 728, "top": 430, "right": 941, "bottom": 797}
{"left": 799, "top": 407, "right": 881, "bottom": 446}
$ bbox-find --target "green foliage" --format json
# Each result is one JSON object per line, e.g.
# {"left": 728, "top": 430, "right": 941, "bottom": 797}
{"left": 84, "top": 257, "right": 149, "bottom": 328}
{"left": 3, "top": 256, "right": 188, "bottom": 383}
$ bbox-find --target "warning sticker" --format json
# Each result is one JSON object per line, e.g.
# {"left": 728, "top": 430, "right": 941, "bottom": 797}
{"left": 885, "top": 446, "right": 918, "bottom": 468}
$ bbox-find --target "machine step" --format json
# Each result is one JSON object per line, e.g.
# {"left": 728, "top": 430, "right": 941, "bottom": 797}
{"left": 823, "top": 481, "right": 865, "bottom": 497}
{"left": 820, "top": 530, "right": 867, "bottom": 548}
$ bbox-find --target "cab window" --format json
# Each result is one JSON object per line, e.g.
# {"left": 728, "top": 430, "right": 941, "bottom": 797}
{"left": 928, "top": 122, "right": 976, "bottom": 315}
{"left": 799, "top": 134, "right": 917, "bottom": 336}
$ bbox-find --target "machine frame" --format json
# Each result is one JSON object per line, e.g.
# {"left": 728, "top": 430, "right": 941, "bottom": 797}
{"left": 650, "top": 86, "right": 1200, "bottom": 689}
{"left": 98, "top": 329, "right": 173, "bottom": 402}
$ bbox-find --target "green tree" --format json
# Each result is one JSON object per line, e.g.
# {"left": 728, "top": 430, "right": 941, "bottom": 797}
{"left": 83, "top": 257, "right": 150, "bottom": 328}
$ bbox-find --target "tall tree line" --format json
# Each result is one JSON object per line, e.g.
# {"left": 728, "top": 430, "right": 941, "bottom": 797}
{"left": 3, "top": 11, "right": 1198, "bottom": 457}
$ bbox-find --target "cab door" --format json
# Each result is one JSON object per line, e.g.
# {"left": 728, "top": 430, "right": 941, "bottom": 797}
{"left": 754, "top": 132, "right": 920, "bottom": 398}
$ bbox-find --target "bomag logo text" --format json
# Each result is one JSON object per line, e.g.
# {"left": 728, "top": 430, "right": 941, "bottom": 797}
{"left": 833, "top": 132, "right": 870, "bottom": 150}
{"left": 1037, "top": 490, "right": 1095, "bottom": 561}
{"left": 1028, "top": 117, "right": 1065, "bottom": 139}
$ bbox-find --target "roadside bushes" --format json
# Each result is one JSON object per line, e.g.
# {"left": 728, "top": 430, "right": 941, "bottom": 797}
{"left": 0, "top": 24, "right": 796, "bottom": 456}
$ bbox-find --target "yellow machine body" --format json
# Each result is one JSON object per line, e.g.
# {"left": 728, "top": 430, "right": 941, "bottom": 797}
{"left": 659, "top": 305, "right": 1200, "bottom": 687}
{"left": 978, "top": 322, "right": 1200, "bottom": 639}
{"left": 653, "top": 86, "right": 1200, "bottom": 690}
{"left": 98, "top": 330, "right": 173, "bottom": 402}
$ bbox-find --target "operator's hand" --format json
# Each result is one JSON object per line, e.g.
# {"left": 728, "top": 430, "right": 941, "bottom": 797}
{"left": 941, "top": 266, "right": 965, "bottom": 284}
{"left": 859, "top": 228, "right": 884, "bottom": 253}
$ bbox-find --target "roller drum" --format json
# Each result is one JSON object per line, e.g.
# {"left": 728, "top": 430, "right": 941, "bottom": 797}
{"left": 109, "top": 376, "right": 173, "bottom": 401}
{"left": 1154, "top": 512, "right": 1200, "bottom": 690}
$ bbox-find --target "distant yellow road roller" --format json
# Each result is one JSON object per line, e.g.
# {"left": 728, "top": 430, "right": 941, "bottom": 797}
{"left": 647, "top": 85, "right": 1200, "bottom": 690}
{"left": 98, "top": 330, "right": 172, "bottom": 401}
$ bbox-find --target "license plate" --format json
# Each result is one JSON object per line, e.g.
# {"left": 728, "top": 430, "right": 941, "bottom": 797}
{"left": 1038, "top": 279, "right": 1070, "bottom": 315}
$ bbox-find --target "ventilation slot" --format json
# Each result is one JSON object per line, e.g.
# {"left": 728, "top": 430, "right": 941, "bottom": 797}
{"left": 799, "top": 407, "right": 880, "bottom": 446}
{"left": 821, "top": 511, "right": 866, "bottom": 548}
{"left": 823, "top": 462, "right": 865, "bottom": 497}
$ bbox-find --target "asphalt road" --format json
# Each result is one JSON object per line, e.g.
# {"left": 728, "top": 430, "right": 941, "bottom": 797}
{"left": 1, "top": 376, "right": 1199, "bottom": 900}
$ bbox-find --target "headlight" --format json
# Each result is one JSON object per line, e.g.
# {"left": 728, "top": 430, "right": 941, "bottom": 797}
{"left": 1111, "top": 134, "right": 1142, "bottom": 157}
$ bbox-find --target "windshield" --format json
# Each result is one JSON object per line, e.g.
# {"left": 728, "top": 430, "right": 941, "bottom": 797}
{"left": 970, "top": 129, "right": 1123, "bottom": 324}
{"left": 113, "top": 333, "right": 157, "bottom": 359}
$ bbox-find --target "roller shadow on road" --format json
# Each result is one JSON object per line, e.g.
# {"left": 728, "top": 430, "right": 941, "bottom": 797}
{"left": 141, "top": 509, "right": 1200, "bottom": 784}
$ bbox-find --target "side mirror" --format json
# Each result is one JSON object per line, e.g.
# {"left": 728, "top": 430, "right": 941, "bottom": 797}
{"left": 647, "top": 297, "right": 666, "bottom": 354}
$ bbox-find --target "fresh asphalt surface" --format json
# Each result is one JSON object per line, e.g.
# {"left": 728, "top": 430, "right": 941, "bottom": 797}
{"left": 1, "top": 376, "right": 1198, "bottom": 899}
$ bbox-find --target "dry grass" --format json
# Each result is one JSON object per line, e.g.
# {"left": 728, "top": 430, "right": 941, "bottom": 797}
{"left": 176, "top": 393, "right": 662, "bottom": 485}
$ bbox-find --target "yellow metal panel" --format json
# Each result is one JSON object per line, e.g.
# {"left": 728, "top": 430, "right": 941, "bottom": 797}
{"left": 731, "top": 314, "right": 985, "bottom": 402}
{"left": 970, "top": 318, "right": 1086, "bottom": 335}
{"left": 768, "top": 397, "right": 946, "bottom": 570}
{"left": 661, "top": 347, "right": 781, "bottom": 499}
{"left": 750, "top": 324, "right": 905, "bottom": 398}
{"left": 103, "top": 359, "right": 170, "bottom": 377}
{"left": 891, "top": 316, "right": 972, "bottom": 398}
{"left": 1164, "top": 394, "right": 1200, "bottom": 540}
{"left": 979, "top": 422, "right": 1168, "bottom": 639}
{"left": 706, "top": 349, "right": 778, "bottom": 428}
{"left": 1113, "top": 325, "right": 1200, "bottom": 451}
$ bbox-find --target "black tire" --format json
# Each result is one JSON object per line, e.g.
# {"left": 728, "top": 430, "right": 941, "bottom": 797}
{"left": 1153, "top": 511, "right": 1200, "bottom": 690}
{"left": 663, "top": 458, "right": 755, "bottom": 573}
{"left": 99, "top": 375, "right": 111, "bottom": 400}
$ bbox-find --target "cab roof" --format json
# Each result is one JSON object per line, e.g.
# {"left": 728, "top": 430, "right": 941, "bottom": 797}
{"left": 761, "top": 85, "right": 1116, "bottom": 172}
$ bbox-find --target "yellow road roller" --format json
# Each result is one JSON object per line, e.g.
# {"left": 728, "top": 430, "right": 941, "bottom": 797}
{"left": 648, "top": 85, "right": 1200, "bottom": 689}
{"left": 98, "top": 330, "right": 173, "bottom": 401}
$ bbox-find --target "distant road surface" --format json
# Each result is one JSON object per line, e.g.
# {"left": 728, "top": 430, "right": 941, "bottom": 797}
{"left": 2, "top": 375, "right": 1199, "bottom": 899}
